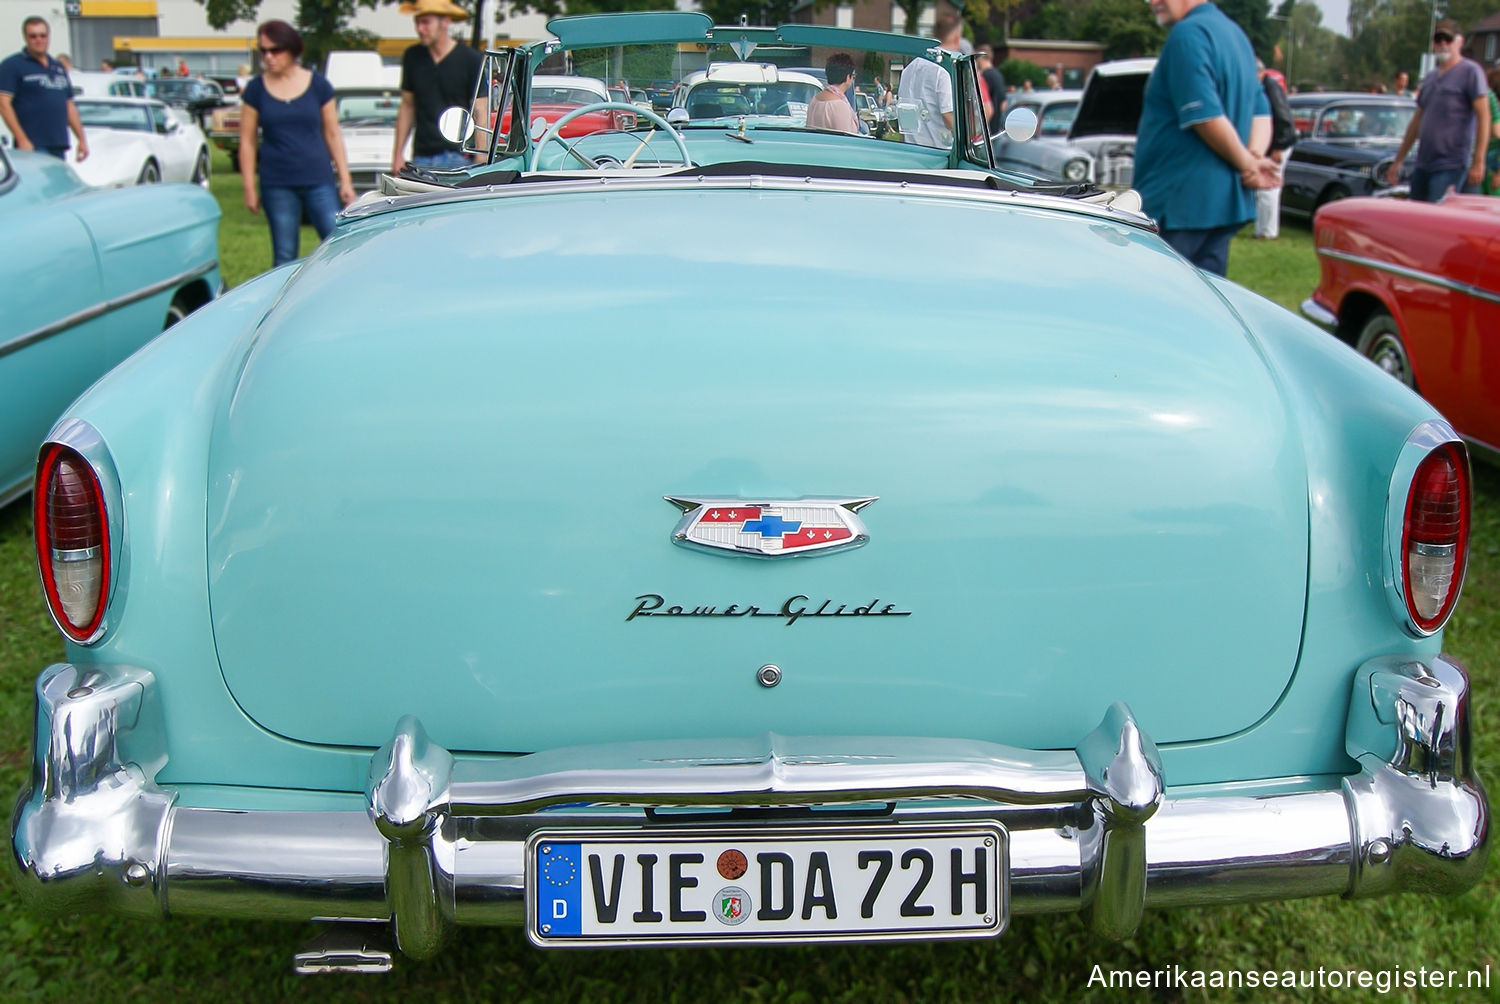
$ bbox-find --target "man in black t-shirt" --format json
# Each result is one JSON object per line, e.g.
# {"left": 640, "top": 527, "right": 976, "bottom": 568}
{"left": 394, "top": 0, "right": 483, "bottom": 172}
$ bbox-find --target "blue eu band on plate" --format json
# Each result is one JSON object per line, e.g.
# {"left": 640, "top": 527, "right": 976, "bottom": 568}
{"left": 527, "top": 825, "right": 1007, "bottom": 946}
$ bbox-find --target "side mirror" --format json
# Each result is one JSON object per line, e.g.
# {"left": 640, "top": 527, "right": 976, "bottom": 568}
{"left": 438, "top": 106, "right": 474, "bottom": 144}
{"left": 1002, "top": 106, "right": 1037, "bottom": 142}
{"left": 530, "top": 116, "right": 550, "bottom": 142}
{"left": 666, "top": 107, "right": 688, "bottom": 126}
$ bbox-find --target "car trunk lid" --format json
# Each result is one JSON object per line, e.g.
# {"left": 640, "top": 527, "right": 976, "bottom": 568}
{"left": 206, "top": 183, "right": 1308, "bottom": 754}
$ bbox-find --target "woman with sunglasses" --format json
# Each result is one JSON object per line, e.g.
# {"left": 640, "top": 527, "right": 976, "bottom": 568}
{"left": 239, "top": 20, "right": 355, "bottom": 267}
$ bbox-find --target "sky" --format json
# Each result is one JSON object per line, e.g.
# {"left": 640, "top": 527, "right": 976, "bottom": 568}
{"left": 1309, "top": 0, "right": 1350, "bottom": 36}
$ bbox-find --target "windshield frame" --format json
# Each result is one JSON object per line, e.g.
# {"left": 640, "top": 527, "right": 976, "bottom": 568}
{"left": 463, "top": 13, "right": 989, "bottom": 171}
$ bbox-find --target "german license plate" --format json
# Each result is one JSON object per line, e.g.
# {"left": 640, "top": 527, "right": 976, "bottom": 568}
{"left": 526, "top": 823, "right": 1006, "bottom": 946}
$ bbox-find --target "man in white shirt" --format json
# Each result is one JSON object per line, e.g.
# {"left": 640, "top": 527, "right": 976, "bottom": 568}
{"left": 898, "top": 11, "right": 960, "bottom": 148}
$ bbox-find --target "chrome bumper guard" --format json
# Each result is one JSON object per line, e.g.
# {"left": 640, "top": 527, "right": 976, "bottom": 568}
{"left": 12, "top": 656, "right": 1488, "bottom": 962}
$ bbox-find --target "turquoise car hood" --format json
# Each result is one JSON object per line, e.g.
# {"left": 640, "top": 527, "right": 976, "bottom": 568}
{"left": 207, "top": 184, "right": 1309, "bottom": 753}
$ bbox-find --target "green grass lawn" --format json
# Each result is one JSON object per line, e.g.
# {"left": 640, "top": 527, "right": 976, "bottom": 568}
{"left": 0, "top": 155, "right": 1494, "bottom": 999}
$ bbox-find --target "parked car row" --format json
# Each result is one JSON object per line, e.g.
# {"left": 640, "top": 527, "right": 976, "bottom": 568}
{"left": 989, "top": 59, "right": 1151, "bottom": 188}
{"left": 1, "top": 96, "right": 210, "bottom": 189}
{"left": 1281, "top": 92, "right": 1416, "bottom": 218}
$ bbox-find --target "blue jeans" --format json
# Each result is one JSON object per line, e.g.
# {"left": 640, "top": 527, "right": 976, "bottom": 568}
{"left": 1160, "top": 223, "right": 1242, "bottom": 278}
{"left": 411, "top": 150, "right": 471, "bottom": 170}
{"left": 261, "top": 183, "right": 340, "bottom": 267}
{"left": 1409, "top": 165, "right": 1474, "bottom": 203}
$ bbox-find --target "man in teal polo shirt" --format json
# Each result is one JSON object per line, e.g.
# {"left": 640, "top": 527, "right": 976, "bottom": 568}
{"left": 1135, "top": 0, "right": 1276, "bottom": 276}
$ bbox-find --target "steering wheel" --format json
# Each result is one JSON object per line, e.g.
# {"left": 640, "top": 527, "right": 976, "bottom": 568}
{"left": 530, "top": 101, "right": 691, "bottom": 172}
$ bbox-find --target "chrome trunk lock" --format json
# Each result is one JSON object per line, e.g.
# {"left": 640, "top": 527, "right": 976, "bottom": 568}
{"left": 757, "top": 664, "right": 782, "bottom": 688}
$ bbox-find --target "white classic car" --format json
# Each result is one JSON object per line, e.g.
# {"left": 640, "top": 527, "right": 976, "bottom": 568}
{"left": 326, "top": 51, "right": 409, "bottom": 191}
{"left": 69, "top": 97, "right": 211, "bottom": 187}
{"left": 671, "top": 63, "right": 822, "bottom": 124}
{"left": 1067, "top": 58, "right": 1155, "bottom": 188}
{"left": 0, "top": 96, "right": 209, "bottom": 188}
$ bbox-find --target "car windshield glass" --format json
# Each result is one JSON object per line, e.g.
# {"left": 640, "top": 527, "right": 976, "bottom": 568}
{"left": 682, "top": 79, "right": 820, "bottom": 121}
{"left": 543, "top": 37, "right": 940, "bottom": 146}
{"left": 532, "top": 86, "right": 604, "bottom": 106}
{"left": 1039, "top": 102, "right": 1077, "bottom": 136}
{"left": 75, "top": 101, "right": 150, "bottom": 131}
{"left": 149, "top": 79, "right": 213, "bottom": 101}
{"left": 1313, "top": 104, "right": 1414, "bottom": 139}
{"left": 337, "top": 93, "right": 401, "bottom": 125}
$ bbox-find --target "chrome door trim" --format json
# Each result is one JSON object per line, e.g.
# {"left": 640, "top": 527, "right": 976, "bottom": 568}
{"left": 0, "top": 258, "right": 218, "bottom": 361}
{"left": 1317, "top": 247, "right": 1500, "bottom": 306}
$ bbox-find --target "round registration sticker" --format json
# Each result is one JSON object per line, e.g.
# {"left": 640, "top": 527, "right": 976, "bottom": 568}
{"left": 713, "top": 886, "right": 752, "bottom": 926}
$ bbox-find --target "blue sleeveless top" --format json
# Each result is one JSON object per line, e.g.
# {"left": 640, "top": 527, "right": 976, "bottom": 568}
{"left": 243, "top": 72, "right": 336, "bottom": 187}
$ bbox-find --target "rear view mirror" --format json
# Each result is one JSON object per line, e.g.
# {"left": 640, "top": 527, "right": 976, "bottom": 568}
{"left": 438, "top": 107, "right": 474, "bottom": 144}
{"left": 666, "top": 108, "right": 688, "bottom": 126}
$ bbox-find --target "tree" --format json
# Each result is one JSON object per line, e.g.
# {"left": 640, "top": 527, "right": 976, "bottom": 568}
{"left": 1218, "top": 0, "right": 1275, "bottom": 63}
{"left": 1013, "top": 0, "right": 1090, "bottom": 40}
{"left": 295, "top": 0, "right": 386, "bottom": 65}
{"left": 1347, "top": 0, "right": 1431, "bottom": 89}
{"left": 694, "top": 0, "right": 803, "bottom": 26}
{"left": 505, "top": 0, "right": 674, "bottom": 18}
{"left": 200, "top": 0, "right": 267, "bottom": 30}
{"left": 1079, "top": 0, "right": 1164, "bottom": 59}
{"left": 1273, "top": 0, "right": 1345, "bottom": 90}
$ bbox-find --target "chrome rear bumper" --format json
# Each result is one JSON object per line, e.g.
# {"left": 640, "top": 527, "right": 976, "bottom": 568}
{"left": 11, "top": 656, "right": 1488, "bottom": 962}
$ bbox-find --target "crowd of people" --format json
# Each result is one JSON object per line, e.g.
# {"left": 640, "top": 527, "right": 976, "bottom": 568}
{"left": 8, "top": 5, "right": 1500, "bottom": 277}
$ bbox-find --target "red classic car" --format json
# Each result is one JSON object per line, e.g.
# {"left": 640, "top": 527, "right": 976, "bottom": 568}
{"left": 497, "top": 74, "right": 635, "bottom": 140}
{"left": 1302, "top": 195, "right": 1500, "bottom": 457}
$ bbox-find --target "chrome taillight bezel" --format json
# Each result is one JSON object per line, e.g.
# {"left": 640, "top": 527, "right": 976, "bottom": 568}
{"left": 1385, "top": 419, "right": 1470, "bottom": 638}
{"left": 33, "top": 419, "right": 122, "bottom": 645}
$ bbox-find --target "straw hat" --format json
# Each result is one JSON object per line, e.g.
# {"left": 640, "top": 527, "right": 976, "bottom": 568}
{"left": 398, "top": 0, "right": 470, "bottom": 21}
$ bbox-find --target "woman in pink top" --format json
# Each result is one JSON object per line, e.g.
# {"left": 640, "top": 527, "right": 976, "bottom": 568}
{"left": 806, "top": 53, "right": 859, "bottom": 134}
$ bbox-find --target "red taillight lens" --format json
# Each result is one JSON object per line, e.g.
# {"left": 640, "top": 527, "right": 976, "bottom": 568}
{"left": 34, "top": 443, "right": 110, "bottom": 642}
{"left": 1402, "top": 442, "right": 1470, "bottom": 633}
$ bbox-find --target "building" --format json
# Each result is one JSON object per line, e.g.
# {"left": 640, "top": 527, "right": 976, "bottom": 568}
{"left": 1464, "top": 12, "right": 1500, "bottom": 67}
{"left": 0, "top": 0, "right": 550, "bottom": 75}
{"left": 787, "top": 2, "right": 1104, "bottom": 88}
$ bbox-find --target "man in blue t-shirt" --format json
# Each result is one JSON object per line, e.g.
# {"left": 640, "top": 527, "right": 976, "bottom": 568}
{"left": 0, "top": 17, "right": 87, "bottom": 160}
{"left": 1134, "top": 0, "right": 1276, "bottom": 277}
{"left": 1386, "top": 21, "right": 1490, "bottom": 202}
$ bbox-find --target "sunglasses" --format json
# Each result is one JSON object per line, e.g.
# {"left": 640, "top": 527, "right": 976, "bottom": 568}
{"left": 1433, "top": 33, "right": 1455, "bottom": 43}
{"left": 258, "top": 45, "right": 285, "bottom": 56}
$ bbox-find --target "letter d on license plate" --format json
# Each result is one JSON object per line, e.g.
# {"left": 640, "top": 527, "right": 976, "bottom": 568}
{"left": 526, "top": 823, "right": 1007, "bottom": 946}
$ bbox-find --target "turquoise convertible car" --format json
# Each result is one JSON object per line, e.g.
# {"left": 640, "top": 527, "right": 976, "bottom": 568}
{"left": 0, "top": 146, "right": 220, "bottom": 507}
{"left": 11, "top": 13, "right": 1486, "bottom": 971}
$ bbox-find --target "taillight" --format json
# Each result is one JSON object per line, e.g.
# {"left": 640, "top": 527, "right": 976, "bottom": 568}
{"left": 34, "top": 443, "right": 111, "bottom": 642}
{"left": 1402, "top": 442, "right": 1469, "bottom": 634}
